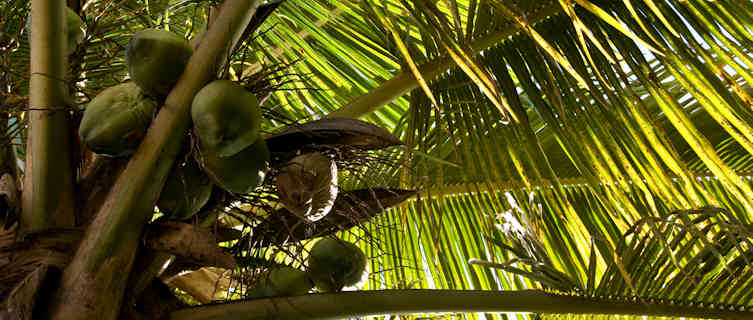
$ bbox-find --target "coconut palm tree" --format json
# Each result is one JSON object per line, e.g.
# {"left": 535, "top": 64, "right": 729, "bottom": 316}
{"left": 1, "top": 0, "right": 753, "bottom": 319}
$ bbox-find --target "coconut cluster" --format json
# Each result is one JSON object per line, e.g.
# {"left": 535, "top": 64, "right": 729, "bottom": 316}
{"left": 79, "top": 29, "right": 193, "bottom": 159}
{"left": 78, "top": 26, "right": 345, "bottom": 223}
{"left": 75, "top": 26, "right": 374, "bottom": 300}
{"left": 78, "top": 29, "right": 269, "bottom": 220}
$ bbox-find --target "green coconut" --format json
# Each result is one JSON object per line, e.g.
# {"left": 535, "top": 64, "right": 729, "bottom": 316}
{"left": 78, "top": 82, "right": 158, "bottom": 156}
{"left": 197, "top": 137, "right": 270, "bottom": 194}
{"left": 26, "top": 7, "right": 85, "bottom": 55}
{"left": 307, "top": 238, "right": 366, "bottom": 292}
{"left": 157, "top": 157, "right": 213, "bottom": 220}
{"left": 126, "top": 29, "right": 192, "bottom": 97}
{"left": 191, "top": 80, "right": 262, "bottom": 157}
{"left": 249, "top": 266, "right": 314, "bottom": 298}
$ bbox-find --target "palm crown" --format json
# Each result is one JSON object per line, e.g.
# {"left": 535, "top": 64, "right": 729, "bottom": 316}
{"left": 1, "top": 0, "right": 753, "bottom": 319}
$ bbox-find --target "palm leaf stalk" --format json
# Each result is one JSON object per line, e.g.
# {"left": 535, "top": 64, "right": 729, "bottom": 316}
{"left": 168, "top": 289, "right": 753, "bottom": 320}
{"left": 45, "top": 1, "right": 260, "bottom": 319}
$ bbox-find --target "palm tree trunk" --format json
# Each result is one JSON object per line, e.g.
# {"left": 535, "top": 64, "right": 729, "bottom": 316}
{"left": 22, "top": 0, "right": 75, "bottom": 233}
